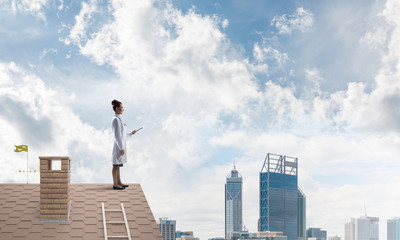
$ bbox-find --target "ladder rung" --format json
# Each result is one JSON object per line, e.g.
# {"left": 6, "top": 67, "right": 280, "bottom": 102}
{"left": 102, "top": 202, "right": 132, "bottom": 240}
{"left": 108, "top": 221, "right": 125, "bottom": 224}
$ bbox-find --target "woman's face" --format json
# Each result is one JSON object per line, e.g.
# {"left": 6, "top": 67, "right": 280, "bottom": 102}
{"left": 116, "top": 104, "right": 124, "bottom": 115}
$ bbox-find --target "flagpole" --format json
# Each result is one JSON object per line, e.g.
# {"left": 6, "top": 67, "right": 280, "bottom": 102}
{"left": 27, "top": 150, "right": 28, "bottom": 184}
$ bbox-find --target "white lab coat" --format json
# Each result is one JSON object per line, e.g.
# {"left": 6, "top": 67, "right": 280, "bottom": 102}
{"left": 111, "top": 114, "right": 130, "bottom": 165}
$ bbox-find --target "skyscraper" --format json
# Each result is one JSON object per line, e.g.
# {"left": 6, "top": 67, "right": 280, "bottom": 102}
{"left": 259, "top": 153, "right": 298, "bottom": 240}
{"left": 345, "top": 219, "right": 355, "bottom": 240}
{"left": 225, "top": 165, "right": 243, "bottom": 240}
{"left": 357, "top": 216, "right": 378, "bottom": 240}
{"left": 388, "top": 218, "right": 400, "bottom": 240}
{"left": 345, "top": 216, "right": 379, "bottom": 240}
{"left": 298, "top": 188, "right": 306, "bottom": 240}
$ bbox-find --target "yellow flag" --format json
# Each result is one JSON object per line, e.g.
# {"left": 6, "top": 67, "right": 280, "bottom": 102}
{"left": 14, "top": 145, "right": 28, "bottom": 152}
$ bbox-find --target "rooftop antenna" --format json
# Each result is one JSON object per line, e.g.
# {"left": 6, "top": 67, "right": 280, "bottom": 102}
{"left": 364, "top": 201, "right": 367, "bottom": 216}
{"left": 234, "top": 159, "right": 236, "bottom": 169}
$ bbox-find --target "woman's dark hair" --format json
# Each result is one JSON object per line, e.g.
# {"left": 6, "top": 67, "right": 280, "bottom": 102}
{"left": 112, "top": 100, "right": 122, "bottom": 111}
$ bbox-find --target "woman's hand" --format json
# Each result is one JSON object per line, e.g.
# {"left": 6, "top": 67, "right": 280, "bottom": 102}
{"left": 131, "top": 130, "right": 137, "bottom": 135}
{"left": 120, "top": 149, "right": 125, "bottom": 156}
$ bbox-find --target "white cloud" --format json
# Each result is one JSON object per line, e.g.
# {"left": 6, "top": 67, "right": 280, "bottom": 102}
{"left": 0, "top": 62, "right": 112, "bottom": 184}
{"left": 222, "top": 19, "right": 229, "bottom": 29}
{"left": 0, "top": 0, "right": 49, "bottom": 20}
{"left": 63, "top": 0, "right": 99, "bottom": 46}
{"left": 271, "top": 7, "right": 314, "bottom": 35}
{"left": 57, "top": 0, "right": 64, "bottom": 11}
{"left": 40, "top": 48, "right": 57, "bottom": 59}
{"left": 253, "top": 42, "right": 289, "bottom": 66}
{"left": 360, "top": 26, "right": 390, "bottom": 51}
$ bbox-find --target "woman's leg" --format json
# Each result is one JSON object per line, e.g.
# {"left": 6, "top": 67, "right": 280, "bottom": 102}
{"left": 112, "top": 166, "right": 121, "bottom": 187}
{"left": 117, "top": 167, "right": 123, "bottom": 186}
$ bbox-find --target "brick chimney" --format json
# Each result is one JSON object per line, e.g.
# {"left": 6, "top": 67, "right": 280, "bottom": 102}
{"left": 39, "top": 156, "right": 71, "bottom": 222}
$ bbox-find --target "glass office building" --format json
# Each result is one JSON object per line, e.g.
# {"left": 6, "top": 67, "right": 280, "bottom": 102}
{"left": 298, "top": 188, "right": 306, "bottom": 240}
{"left": 306, "top": 228, "right": 327, "bottom": 240}
{"left": 388, "top": 218, "right": 400, "bottom": 240}
{"left": 259, "top": 153, "right": 298, "bottom": 240}
{"left": 226, "top": 165, "right": 243, "bottom": 240}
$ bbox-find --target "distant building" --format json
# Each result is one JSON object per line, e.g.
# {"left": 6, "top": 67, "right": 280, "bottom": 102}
{"left": 176, "top": 231, "right": 199, "bottom": 240}
{"left": 356, "top": 216, "right": 378, "bottom": 240}
{"left": 259, "top": 153, "right": 298, "bottom": 240}
{"left": 226, "top": 164, "right": 243, "bottom": 240}
{"left": 345, "top": 216, "right": 379, "bottom": 240}
{"left": 176, "top": 237, "right": 199, "bottom": 240}
{"left": 306, "top": 228, "right": 327, "bottom": 240}
{"left": 345, "top": 219, "right": 355, "bottom": 240}
{"left": 388, "top": 218, "right": 400, "bottom": 240}
{"left": 157, "top": 217, "right": 176, "bottom": 240}
{"left": 328, "top": 236, "right": 341, "bottom": 240}
{"left": 298, "top": 188, "right": 306, "bottom": 240}
{"left": 177, "top": 235, "right": 199, "bottom": 240}
{"left": 176, "top": 231, "right": 193, "bottom": 238}
{"left": 238, "top": 231, "right": 287, "bottom": 240}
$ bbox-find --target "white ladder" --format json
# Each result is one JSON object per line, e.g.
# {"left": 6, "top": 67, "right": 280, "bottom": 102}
{"left": 101, "top": 202, "right": 132, "bottom": 240}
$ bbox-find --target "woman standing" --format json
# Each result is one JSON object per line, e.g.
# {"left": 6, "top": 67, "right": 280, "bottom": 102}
{"left": 111, "top": 100, "right": 137, "bottom": 190}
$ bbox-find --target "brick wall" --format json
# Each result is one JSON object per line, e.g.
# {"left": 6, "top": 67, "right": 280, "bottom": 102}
{"left": 39, "top": 156, "right": 70, "bottom": 220}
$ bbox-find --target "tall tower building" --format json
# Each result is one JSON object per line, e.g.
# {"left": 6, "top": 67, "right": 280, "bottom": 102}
{"left": 345, "top": 216, "right": 379, "bottom": 240}
{"left": 225, "top": 164, "right": 243, "bottom": 240}
{"left": 345, "top": 219, "right": 355, "bottom": 240}
{"left": 298, "top": 188, "right": 306, "bottom": 240}
{"left": 388, "top": 218, "right": 400, "bottom": 240}
{"left": 259, "top": 153, "right": 298, "bottom": 240}
{"left": 157, "top": 218, "right": 176, "bottom": 240}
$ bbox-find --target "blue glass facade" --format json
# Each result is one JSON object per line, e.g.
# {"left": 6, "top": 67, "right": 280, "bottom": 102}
{"left": 259, "top": 153, "right": 298, "bottom": 240}
{"left": 388, "top": 218, "right": 400, "bottom": 240}
{"left": 298, "top": 188, "right": 306, "bottom": 240}
{"left": 306, "top": 228, "right": 327, "bottom": 240}
{"left": 225, "top": 167, "right": 242, "bottom": 240}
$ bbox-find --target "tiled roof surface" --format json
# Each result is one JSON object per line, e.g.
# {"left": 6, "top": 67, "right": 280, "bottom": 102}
{"left": 0, "top": 184, "right": 163, "bottom": 240}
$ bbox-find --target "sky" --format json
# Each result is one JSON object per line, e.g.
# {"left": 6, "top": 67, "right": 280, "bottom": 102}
{"left": 0, "top": 0, "right": 400, "bottom": 239}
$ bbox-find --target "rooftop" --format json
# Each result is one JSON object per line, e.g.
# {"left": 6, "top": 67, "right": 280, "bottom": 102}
{"left": 0, "top": 183, "right": 163, "bottom": 240}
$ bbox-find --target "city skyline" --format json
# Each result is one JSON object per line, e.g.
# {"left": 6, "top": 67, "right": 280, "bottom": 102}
{"left": 1, "top": 0, "right": 400, "bottom": 239}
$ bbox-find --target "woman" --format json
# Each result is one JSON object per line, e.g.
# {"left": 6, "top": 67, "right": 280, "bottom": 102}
{"left": 111, "top": 100, "right": 137, "bottom": 190}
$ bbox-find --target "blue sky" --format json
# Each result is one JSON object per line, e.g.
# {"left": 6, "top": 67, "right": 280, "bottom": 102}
{"left": 1, "top": 0, "right": 400, "bottom": 239}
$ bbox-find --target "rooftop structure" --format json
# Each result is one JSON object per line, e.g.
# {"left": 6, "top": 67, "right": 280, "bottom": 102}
{"left": 0, "top": 156, "right": 163, "bottom": 240}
